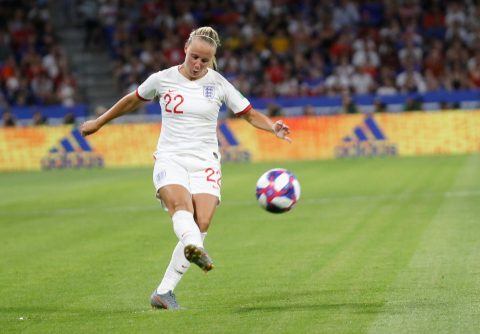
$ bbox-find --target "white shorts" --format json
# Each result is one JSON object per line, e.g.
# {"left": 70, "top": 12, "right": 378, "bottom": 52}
{"left": 153, "top": 152, "right": 222, "bottom": 200}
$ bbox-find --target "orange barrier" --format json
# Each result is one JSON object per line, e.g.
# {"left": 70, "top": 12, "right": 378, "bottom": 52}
{"left": 226, "top": 111, "right": 480, "bottom": 161}
{"left": 1, "top": 111, "right": 479, "bottom": 171}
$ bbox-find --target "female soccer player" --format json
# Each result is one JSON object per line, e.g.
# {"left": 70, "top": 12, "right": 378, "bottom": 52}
{"left": 80, "top": 26, "right": 291, "bottom": 310}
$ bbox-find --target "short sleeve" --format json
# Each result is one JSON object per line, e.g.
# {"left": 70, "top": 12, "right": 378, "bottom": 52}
{"left": 221, "top": 77, "right": 251, "bottom": 116}
{"left": 136, "top": 73, "right": 160, "bottom": 101}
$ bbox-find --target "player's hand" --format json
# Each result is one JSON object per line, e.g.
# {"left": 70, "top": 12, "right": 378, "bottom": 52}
{"left": 272, "top": 120, "right": 292, "bottom": 143}
{"left": 80, "top": 120, "right": 100, "bottom": 137}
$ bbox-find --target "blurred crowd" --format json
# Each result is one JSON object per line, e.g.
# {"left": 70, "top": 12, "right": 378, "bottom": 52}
{"left": 81, "top": 0, "right": 480, "bottom": 99}
{"left": 0, "top": 0, "right": 77, "bottom": 111}
{"left": 2, "top": 0, "right": 480, "bottom": 115}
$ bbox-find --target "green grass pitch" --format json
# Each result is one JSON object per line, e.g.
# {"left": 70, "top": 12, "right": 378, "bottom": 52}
{"left": 1, "top": 155, "right": 479, "bottom": 333}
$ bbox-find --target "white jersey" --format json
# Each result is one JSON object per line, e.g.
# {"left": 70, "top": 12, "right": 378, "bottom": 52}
{"left": 136, "top": 66, "right": 251, "bottom": 158}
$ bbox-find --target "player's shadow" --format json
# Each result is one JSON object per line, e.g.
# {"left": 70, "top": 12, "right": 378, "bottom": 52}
{"left": 236, "top": 302, "right": 384, "bottom": 314}
{"left": 234, "top": 290, "right": 385, "bottom": 314}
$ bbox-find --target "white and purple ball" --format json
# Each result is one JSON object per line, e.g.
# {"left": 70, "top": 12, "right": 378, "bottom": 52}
{"left": 256, "top": 168, "right": 301, "bottom": 213}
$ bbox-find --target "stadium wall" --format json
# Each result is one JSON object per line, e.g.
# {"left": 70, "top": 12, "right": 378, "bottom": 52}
{"left": 1, "top": 110, "right": 479, "bottom": 171}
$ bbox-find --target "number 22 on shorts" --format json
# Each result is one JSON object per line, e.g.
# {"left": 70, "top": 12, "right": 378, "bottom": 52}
{"left": 205, "top": 167, "right": 221, "bottom": 189}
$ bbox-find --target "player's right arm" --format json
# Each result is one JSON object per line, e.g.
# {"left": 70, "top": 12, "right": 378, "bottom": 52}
{"left": 80, "top": 91, "right": 145, "bottom": 137}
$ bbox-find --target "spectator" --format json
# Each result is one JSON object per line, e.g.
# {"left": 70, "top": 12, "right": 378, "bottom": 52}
{"left": 267, "top": 103, "right": 283, "bottom": 117}
{"left": 325, "top": 56, "right": 353, "bottom": 95}
{"left": 444, "top": 63, "right": 470, "bottom": 91}
{"left": 63, "top": 112, "right": 76, "bottom": 125}
{"left": 468, "top": 51, "right": 480, "bottom": 88}
{"left": 30, "top": 72, "right": 56, "bottom": 104}
{"left": 351, "top": 66, "right": 376, "bottom": 95}
{"left": 341, "top": 91, "right": 360, "bottom": 114}
{"left": 445, "top": 1, "right": 466, "bottom": 28}
{"left": 2, "top": 110, "right": 16, "bottom": 127}
{"left": 445, "top": 19, "right": 469, "bottom": 44}
{"left": 32, "top": 111, "right": 47, "bottom": 125}
{"left": 373, "top": 98, "right": 386, "bottom": 112}
{"left": 0, "top": 31, "right": 11, "bottom": 63}
{"left": 422, "top": 3, "right": 446, "bottom": 39}
{"left": 440, "top": 100, "right": 454, "bottom": 110}
{"left": 398, "top": 39, "right": 423, "bottom": 68}
{"left": 270, "top": 29, "right": 291, "bottom": 58}
{"left": 424, "top": 69, "right": 441, "bottom": 91}
{"left": 398, "top": 0, "right": 421, "bottom": 27}
{"left": 445, "top": 38, "right": 469, "bottom": 68}
{"left": 265, "top": 57, "right": 285, "bottom": 85}
{"left": 396, "top": 62, "right": 427, "bottom": 93}
{"left": 57, "top": 71, "right": 77, "bottom": 107}
{"left": 332, "top": 0, "right": 360, "bottom": 31}
{"left": 329, "top": 30, "right": 353, "bottom": 63}
{"left": 377, "top": 75, "right": 398, "bottom": 96}
{"left": 79, "top": 0, "right": 101, "bottom": 50}
{"left": 404, "top": 96, "right": 423, "bottom": 112}
{"left": 423, "top": 41, "right": 445, "bottom": 80}
{"left": 303, "top": 104, "right": 316, "bottom": 116}
{"left": 352, "top": 37, "right": 380, "bottom": 69}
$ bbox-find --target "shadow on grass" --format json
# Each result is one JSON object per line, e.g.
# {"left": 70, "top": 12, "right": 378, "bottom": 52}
{"left": 236, "top": 302, "right": 384, "bottom": 314}
{"left": 231, "top": 289, "right": 385, "bottom": 314}
{"left": 0, "top": 305, "right": 152, "bottom": 318}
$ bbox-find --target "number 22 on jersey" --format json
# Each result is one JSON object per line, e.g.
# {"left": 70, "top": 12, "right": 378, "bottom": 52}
{"left": 163, "top": 93, "right": 184, "bottom": 114}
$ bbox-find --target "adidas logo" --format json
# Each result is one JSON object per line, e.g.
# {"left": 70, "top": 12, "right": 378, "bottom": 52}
{"left": 41, "top": 128, "right": 104, "bottom": 170}
{"left": 217, "top": 122, "right": 250, "bottom": 162}
{"left": 335, "top": 116, "right": 397, "bottom": 158}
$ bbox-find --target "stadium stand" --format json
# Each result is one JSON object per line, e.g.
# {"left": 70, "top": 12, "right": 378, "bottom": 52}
{"left": 0, "top": 1, "right": 78, "bottom": 110}
{"left": 2, "top": 0, "right": 480, "bottom": 125}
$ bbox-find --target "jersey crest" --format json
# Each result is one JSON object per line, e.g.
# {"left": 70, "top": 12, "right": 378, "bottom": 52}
{"left": 203, "top": 85, "right": 215, "bottom": 99}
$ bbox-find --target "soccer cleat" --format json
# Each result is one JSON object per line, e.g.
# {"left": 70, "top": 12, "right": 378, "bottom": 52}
{"left": 184, "top": 245, "right": 214, "bottom": 272}
{"left": 150, "top": 290, "right": 181, "bottom": 310}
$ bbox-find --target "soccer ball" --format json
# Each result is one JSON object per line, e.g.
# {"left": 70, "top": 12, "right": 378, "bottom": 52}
{"left": 256, "top": 168, "right": 301, "bottom": 213}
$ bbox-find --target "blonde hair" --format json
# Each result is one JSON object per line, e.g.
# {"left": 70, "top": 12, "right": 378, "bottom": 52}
{"left": 186, "top": 26, "right": 221, "bottom": 70}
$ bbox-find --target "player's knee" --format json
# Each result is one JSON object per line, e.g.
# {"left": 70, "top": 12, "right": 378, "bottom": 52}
{"left": 168, "top": 201, "right": 192, "bottom": 214}
{"left": 195, "top": 216, "right": 211, "bottom": 232}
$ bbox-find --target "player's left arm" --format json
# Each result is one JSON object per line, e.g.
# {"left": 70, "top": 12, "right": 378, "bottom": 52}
{"left": 240, "top": 108, "right": 292, "bottom": 143}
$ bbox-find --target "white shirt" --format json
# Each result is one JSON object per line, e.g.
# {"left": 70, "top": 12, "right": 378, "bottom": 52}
{"left": 351, "top": 72, "right": 374, "bottom": 94}
{"left": 137, "top": 66, "right": 251, "bottom": 157}
{"left": 395, "top": 70, "right": 427, "bottom": 93}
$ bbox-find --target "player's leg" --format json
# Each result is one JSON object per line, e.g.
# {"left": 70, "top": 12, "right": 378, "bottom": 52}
{"left": 182, "top": 193, "right": 218, "bottom": 271}
{"left": 182, "top": 193, "right": 219, "bottom": 271}
{"left": 153, "top": 154, "right": 204, "bottom": 248}
{"left": 192, "top": 193, "right": 218, "bottom": 232}
{"left": 151, "top": 158, "right": 204, "bottom": 309}
{"left": 182, "top": 156, "right": 221, "bottom": 272}
{"left": 158, "top": 185, "right": 204, "bottom": 248}
{"left": 156, "top": 231, "right": 208, "bottom": 293}
{"left": 152, "top": 231, "right": 208, "bottom": 309}
{"left": 150, "top": 155, "right": 219, "bottom": 308}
